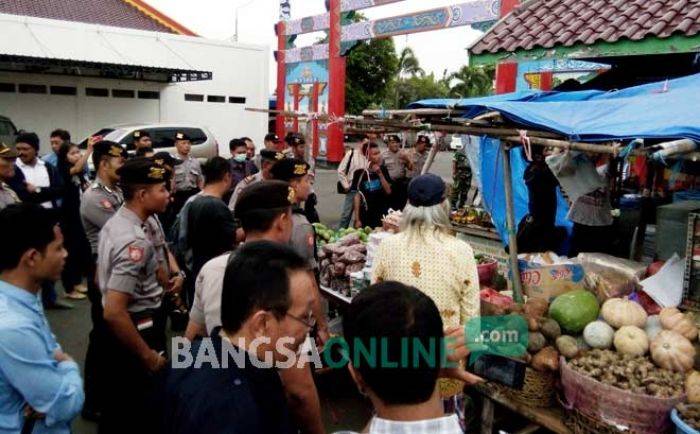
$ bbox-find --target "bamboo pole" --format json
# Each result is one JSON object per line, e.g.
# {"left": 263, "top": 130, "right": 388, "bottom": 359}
{"left": 501, "top": 144, "right": 524, "bottom": 304}
{"left": 421, "top": 140, "right": 439, "bottom": 175}
{"left": 345, "top": 118, "right": 564, "bottom": 140}
{"left": 362, "top": 108, "right": 467, "bottom": 117}
{"left": 502, "top": 136, "right": 627, "bottom": 156}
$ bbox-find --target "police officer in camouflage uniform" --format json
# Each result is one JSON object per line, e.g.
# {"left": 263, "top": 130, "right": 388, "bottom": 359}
{"left": 97, "top": 158, "right": 171, "bottom": 434}
{"left": 78, "top": 140, "right": 127, "bottom": 420}
{"left": 450, "top": 149, "right": 473, "bottom": 210}
{"left": 0, "top": 143, "right": 20, "bottom": 210}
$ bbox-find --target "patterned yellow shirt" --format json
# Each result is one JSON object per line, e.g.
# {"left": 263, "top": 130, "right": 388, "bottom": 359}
{"left": 371, "top": 230, "right": 480, "bottom": 327}
{"left": 371, "top": 229, "right": 480, "bottom": 398}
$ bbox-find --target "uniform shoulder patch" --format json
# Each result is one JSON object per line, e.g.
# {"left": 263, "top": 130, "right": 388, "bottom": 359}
{"left": 128, "top": 245, "right": 144, "bottom": 263}
{"left": 100, "top": 199, "right": 113, "bottom": 210}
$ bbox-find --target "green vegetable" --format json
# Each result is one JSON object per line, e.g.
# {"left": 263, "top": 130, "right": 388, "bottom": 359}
{"left": 548, "top": 290, "right": 600, "bottom": 334}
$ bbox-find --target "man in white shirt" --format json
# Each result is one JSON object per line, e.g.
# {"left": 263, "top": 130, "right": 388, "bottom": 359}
{"left": 340, "top": 281, "right": 483, "bottom": 434}
{"left": 9, "top": 132, "right": 68, "bottom": 309}
{"left": 10, "top": 132, "right": 63, "bottom": 209}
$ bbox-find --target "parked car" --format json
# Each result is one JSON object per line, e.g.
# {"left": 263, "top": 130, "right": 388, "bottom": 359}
{"left": 79, "top": 123, "right": 218, "bottom": 171}
{"left": 0, "top": 115, "right": 18, "bottom": 146}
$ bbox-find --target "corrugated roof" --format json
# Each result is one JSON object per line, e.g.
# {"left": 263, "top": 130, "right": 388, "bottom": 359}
{"left": 470, "top": 0, "right": 700, "bottom": 55}
{"left": 0, "top": 0, "right": 195, "bottom": 35}
{"left": 0, "top": 13, "right": 210, "bottom": 82}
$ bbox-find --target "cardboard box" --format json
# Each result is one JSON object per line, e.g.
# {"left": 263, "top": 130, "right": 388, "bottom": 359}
{"left": 518, "top": 259, "right": 585, "bottom": 301}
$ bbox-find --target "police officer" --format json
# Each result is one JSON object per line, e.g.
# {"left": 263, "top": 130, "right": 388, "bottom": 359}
{"left": 382, "top": 134, "right": 413, "bottom": 211}
{"left": 79, "top": 140, "right": 127, "bottom": 420}
{"left": 270, "top": 157, "right": 329, "bottom": 345}
{"left": 132, "top": 130, "right": 152, "bottom": 153}
{"left": 451, "top": 149, "right": 473, "bottom": 210}
{"left": 270, "top": 158, "right": 316, "bottom": 270}
{"left": 172, "top": 131, "right": 203, "bottom": 217}
{"left": 407, "top": 135, "right": 431, "bottom": 179}
{"left": 229, "top": 149, "right": 285, "bottom": 213}
{"left": 0, "top": 143, "right": 20, "bottom": 210}
{"left": 97, "top": 158, "right": 170, "bottom": 434}
{"left": 287, "top": 132, "right": 320, "bottom": 224}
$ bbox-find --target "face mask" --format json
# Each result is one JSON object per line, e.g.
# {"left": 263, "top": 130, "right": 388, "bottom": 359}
{"left": 233, "top": 154, "right": 247, "bottom": 163}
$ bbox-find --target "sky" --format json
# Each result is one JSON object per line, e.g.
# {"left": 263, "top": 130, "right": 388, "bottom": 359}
{"left": 144, "top": 0, "right": 485, "bottom": 91}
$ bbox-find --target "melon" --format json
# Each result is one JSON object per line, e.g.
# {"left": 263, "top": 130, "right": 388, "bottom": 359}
{"left": 548, "top": 290, "right": 600, "bottom": 334}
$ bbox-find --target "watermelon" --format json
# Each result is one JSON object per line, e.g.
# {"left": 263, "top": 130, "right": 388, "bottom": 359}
{"left": 548, "top": 290, "right": 600, "bottom": 333}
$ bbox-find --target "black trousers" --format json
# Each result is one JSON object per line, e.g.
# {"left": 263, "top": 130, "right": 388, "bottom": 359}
{"left": 83, "top": 256, "right": 105, "bottom": 415}
{"left": 98, "top": 308, "right": 166, "bottom": 434}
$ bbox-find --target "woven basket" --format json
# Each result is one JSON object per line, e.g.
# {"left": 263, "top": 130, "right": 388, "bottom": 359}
{"left": 563, "top": 405, "right": 628, "bottom": 434}
{"left": 505, "top": 366, "right": 555, "bottom": 408}
{"left": 561, "top": 358, "right": 683, "bottom": 434}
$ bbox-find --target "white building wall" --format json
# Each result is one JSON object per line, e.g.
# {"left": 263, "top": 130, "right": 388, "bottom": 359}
{"left": 0, "top": 35, "right": 269, "bottom": 157}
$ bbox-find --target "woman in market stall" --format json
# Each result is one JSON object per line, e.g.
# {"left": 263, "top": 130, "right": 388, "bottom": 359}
{"left": 371, "top": 173, "right": 480, "bottom": 430}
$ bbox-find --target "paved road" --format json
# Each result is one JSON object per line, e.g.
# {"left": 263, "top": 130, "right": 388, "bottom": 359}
{"left": 46, "top": 152, "right": 454, "bottom": 433}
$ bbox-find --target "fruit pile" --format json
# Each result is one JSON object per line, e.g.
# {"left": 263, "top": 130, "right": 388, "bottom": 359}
{"left": 313, "top": 223, "right": 372, "bottom": 245}
{"left": 450, "top": 207, "right": 494, "bottom": 228}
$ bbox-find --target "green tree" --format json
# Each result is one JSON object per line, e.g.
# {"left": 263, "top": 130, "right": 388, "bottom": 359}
{"left": 398, "top": 47, "right": 424, "bottom": 78}
{"left": 448, "top": 65, "right": 495, "bottom": 98}
{"left": 385, "top": 73, "right": 451, "bottom": 109}
{"left": 345, "top": 37, "right": 399, "bottom": 114}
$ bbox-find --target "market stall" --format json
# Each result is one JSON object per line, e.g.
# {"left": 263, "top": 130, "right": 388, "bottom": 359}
{"left": 249, "top": 73, "right": 700, "bottom": 433}
{"left": 329, "top": 74, "right": 699, "bottom": 432}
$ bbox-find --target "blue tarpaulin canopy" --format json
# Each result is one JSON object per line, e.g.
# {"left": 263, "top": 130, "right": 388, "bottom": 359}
{"left": 409, "top": 73, "right": 700, "bottom": 142}
{"left": 408, "top": 74, "right": 700, "bottom": 247}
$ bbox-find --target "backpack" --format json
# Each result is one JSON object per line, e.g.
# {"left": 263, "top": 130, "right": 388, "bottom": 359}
{"left": 169, "top": 195, "right": 199, "bottom": 272}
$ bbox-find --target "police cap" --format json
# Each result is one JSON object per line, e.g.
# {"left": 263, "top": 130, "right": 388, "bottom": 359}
{"left": 152, "top": 152, "right": 183, "bottom": 168}
{"left": 270, "top": 158, "right": 310, "bottom": 182}
{"left": 264, "top": 133, "right": 280, "bottom": 143}
{"left": 117, "top": 157, "right": 168, "bottom": 185}
{"left": 286, "top": 132, "right": 305, "bottom": 146}
{"left": 133, "top": 130, "right": 150, "bottom": 139}
{"left": 416, "top": 135, "right": 431, "bottom": 145}
{"left": 386, "top": 135, "right": 401, "bottom": 143}
{"left": 235, "top": 180, "right": 294, "bottom": 217}
{"left": 174, "top": 131, "right": 191, "bottom": 142}
{"left": 260, "top": 149, "right": 286, "bottom": 163}
{"left": 0, "top": 143, "right": 18, "bottom": 159}
{"left": 93, "top": 141, "right": 127, "bottom": 163}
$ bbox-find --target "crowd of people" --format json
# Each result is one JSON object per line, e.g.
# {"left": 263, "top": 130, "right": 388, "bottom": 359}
{"left": 0, "top": 127, "right": 482, "bottom": 434}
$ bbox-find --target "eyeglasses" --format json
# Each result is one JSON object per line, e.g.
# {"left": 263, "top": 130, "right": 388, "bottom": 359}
{"left": 286, "top": 311, "right": 316, "bottom": 329}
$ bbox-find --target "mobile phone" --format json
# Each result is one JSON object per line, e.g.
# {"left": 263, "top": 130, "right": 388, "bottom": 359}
{"left": 471, "top": 354, "right": 527, "bottom": 389}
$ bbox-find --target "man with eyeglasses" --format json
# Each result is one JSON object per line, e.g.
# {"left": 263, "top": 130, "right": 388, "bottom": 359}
{"left": 164, "top": 241, "right": 314, "bottom": 434}
{"left": 183, "top": 180, "right": 325, "bottom": 434}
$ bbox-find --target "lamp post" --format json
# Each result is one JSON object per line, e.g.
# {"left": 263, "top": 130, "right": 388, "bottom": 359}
{"left": 234, "top": 0, "right": 256, "bottom": 42}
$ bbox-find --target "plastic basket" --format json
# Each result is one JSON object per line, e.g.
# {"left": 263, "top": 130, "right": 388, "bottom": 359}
{"left": 672, "top": 409, "right": 700, "bottom": 434}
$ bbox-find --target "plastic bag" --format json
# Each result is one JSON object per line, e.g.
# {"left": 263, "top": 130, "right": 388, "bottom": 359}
{"left": 576, "top": 253, "right": 646, "bottom": 301}
{"left": 561, "top": 358, "right": 683, "bottom": 433}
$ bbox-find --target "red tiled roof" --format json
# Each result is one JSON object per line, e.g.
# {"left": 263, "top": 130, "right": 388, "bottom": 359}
{"left": 470, "top": 0, "right": 700, "bottom": 55}
{"left": 0, "top": 0, "right": 196, "bottom": 35}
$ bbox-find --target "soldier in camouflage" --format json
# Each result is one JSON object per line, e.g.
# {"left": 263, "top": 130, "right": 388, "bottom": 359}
{"left": 451, "top": 150, "right": 472, "bottom": 210}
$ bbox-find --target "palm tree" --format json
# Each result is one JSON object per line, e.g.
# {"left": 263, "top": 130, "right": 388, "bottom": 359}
{"left": 394, "top": 47, "right": 424, "bottom": 107}
{"left": 398, "top": 47, "right": 424, "bottom": 78}
{"left": 448, "top": 65, "right": 495, "bottom": 98}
